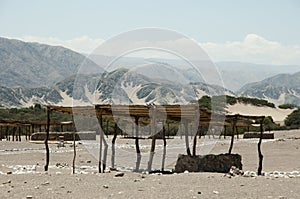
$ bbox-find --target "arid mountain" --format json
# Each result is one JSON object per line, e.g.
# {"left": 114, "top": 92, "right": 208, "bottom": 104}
{"left": 0, "top": 68, "right": 233, "bottom": 107}
{"left": 1, "top": 37, "right": 299, "bottom": 108}
{"left": 0, "top": 37, "right": 102, "bottom": 88}
{"left": 238, "top": 71, "right": 300, "bottom": 106}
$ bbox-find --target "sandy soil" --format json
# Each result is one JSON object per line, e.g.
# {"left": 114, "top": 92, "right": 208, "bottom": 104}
{"left": 0, "top": 130, "right": 300, "bottom": 199}
{"left": 227, "top": 103, "right": 295, "bottom": 123}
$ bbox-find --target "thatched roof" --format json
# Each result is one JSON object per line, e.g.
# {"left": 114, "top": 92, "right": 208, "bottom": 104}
{"left": 0, "top": 119, "right": 73, "bottom": 126}
{"left": 46, "top": 104, "right": 265, "bottom": 127}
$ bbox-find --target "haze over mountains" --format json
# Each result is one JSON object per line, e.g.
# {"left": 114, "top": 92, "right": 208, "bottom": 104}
{"left": 0, "top": 37, "right": 299, "bottom": 107}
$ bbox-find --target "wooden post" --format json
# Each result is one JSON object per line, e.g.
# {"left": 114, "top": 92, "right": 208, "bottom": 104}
{"left": 228, "top": 118, "right": 237, "bottom": 154}
{"left": 192, "top": 106, "right": 198, "bottom": 156}
{"left": 31, "top": 124, "right": 34, "bottom": 140}
{"left": 102, "top": 125, "right": 108, "bottom": 172}
{"left": 18, "top": 126, "right": 21, "bottom": 142}
{"left": 236, "top": 126, "right": 239, "bottom": 139}
{"left": 111, "top": 119, "right": 119, "bottom": 169}
{"left": 161, "top": 125, "right": 167, "bottom": 172}
{"left": 72, "top": 118, "right": 77, "bottom": 174}
{"left": 25, "top": 125, "right": 27, "bottom": 140}
{"left": 96, "top": 108, "right": 108, "bottom": 173}
{"left": 134, "top": 116, "right": 141, "bottom": 171}
{"left": 192, "top": 133, "right": 197, "bottom": 156}
{"left": 147, "top": 108, "right": 156, "bottom": 172}
{"left": 224, "top": 126, "right": 227, "bottom": 139}
{"left": 257, "top": 119, "right": 264, "bottom": 175}
{"left": 96, "top": 109, "right": 103, "bottom": 173}
{"left": 183, "top": 120, "right": 191, "bottom": 156}
{"left": 44, "top": 107, "right": 51, "bottom": 171}
{"left": 6, "top": 126, "right": 9, "bottom": 141}
{"left": 12, "top": 127, "right": 15, "bottom": 141}
{"left": 167, "top": 122, "right": 170, "bottom": 138}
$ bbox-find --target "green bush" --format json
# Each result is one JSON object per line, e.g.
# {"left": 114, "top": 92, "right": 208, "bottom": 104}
{"left": 237, "top": 97, "right": 275, "bottom": 108}
{"left": 285, "top": 109, "right": 300, "bottom": 127}
{"left": 197, "top": 95, "right": 276, "bottom": 110}
{"left": 278, "top": 104, "right": 298, "bottom": 109}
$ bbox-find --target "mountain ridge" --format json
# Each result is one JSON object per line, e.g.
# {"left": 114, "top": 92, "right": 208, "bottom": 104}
{"left": 0, "top": 37, "right": 102, "bottom": 88}
{"left": 1, "top": 37, "right": 300, "bottom": 108}
{"left": 0, "top": 68, "right": 233, "bottom": 107}
{"left": 238, "top": 71, "right": 300, "bottom": 106}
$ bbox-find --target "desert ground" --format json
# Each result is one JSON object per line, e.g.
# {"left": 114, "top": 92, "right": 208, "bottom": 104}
{"left": 0, "top": 130, "right": 300, "bottom": 199}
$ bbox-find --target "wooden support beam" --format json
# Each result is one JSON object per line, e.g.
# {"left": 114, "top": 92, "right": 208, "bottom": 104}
{"left": 147, "top": 108, "right": 156, "bottom": 172}
{"left": 183, "top": 120, "right": 191, "bottom": 156}
{"left": 192, "top": 133, "right": 197, "bottom": 156}
{"left": 257, "top": 120, "right": 264, "bottom": 175}
{"left": 97, "top": 111, "right": 103, "bottom": 173}
{"left": 25, "top": 126, "right": 28, "bottom": 140}
{"left": 12, "top": 127, "right": 15, "bottom": 141}
{"left": 111, "top": 120, "right": 119, "bottom": 169}
{"left": 95, "top": 112, "right": 109, "bottom": 172}
{"left": 6, "top": 126, "right": 9, "bottom": 141}
{"left": 18, "top": 126, "right": 21, "bottom": 142}
{"left": 134, "top": 116, "right": 141, "bottom": 171}
{"left": 102, "top": 130, "right": 108, "bottom": 172}
{"left": 228, "top": 118, "right": 237, "bottom": 154}
{"left": 72, "top": 115, "right": 77, "bottom": 174}
{"left": 161, "top": 125, "right": 167, "bottom": 172}
{"left": 167, "top": 122, "right": 170, "bottom": 138}
{"left": 44, "top": 107, "right": 51, "bottom": 171}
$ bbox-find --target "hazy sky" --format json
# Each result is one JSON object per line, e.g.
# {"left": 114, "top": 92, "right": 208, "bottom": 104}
{"left": 1, "top": 0, "right": 300, "bottom": 65}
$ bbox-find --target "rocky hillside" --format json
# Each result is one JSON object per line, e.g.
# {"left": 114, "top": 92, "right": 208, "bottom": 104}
{"left": 238, "top": 71, "right": 300, "bottom": 106}
{"left": 0, "top": 68, "right": 233, "bottom": 107}
{"left": 0, "top": 37, "right": 102, "bottom": 88}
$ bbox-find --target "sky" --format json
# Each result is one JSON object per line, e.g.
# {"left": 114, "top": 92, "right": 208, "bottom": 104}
{"left": 0, "top": 0, "right": 300, "bottom": 65}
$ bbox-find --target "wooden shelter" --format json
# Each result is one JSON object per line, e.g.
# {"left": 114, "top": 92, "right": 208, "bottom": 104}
{"left": 0, "top": 119, "right": 74, "bottom": 141}
{"left": 46, "top": 104, "right": 265, "bottom": 175}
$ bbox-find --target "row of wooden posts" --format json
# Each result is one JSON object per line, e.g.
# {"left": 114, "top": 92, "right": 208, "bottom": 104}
{"left": 0, "top": 122, "right": 73, "bottom": 141}
{"left": 0, "top": 125, "right": 31, "bottom": 141}
{"left": 42, "top": 106, "right": 265, "bottom": 175}
{"left": 0, "top": 105, "right": 265, "bottom": 175}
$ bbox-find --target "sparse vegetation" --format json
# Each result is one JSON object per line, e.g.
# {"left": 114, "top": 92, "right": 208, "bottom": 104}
{"left": 236, "top": 96, "right": 275, "bottom": 108}
{"left": 278, "top": 104, "right": 298, "bottom": 109}
{"left": 0, "top": 104, "right": 71, "bottom": 122}
{"left": 284, "top": 109, "right": 300, "bottom": 128}
{"left": 198, "top": 95, "right": 276, "bottom": 110}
